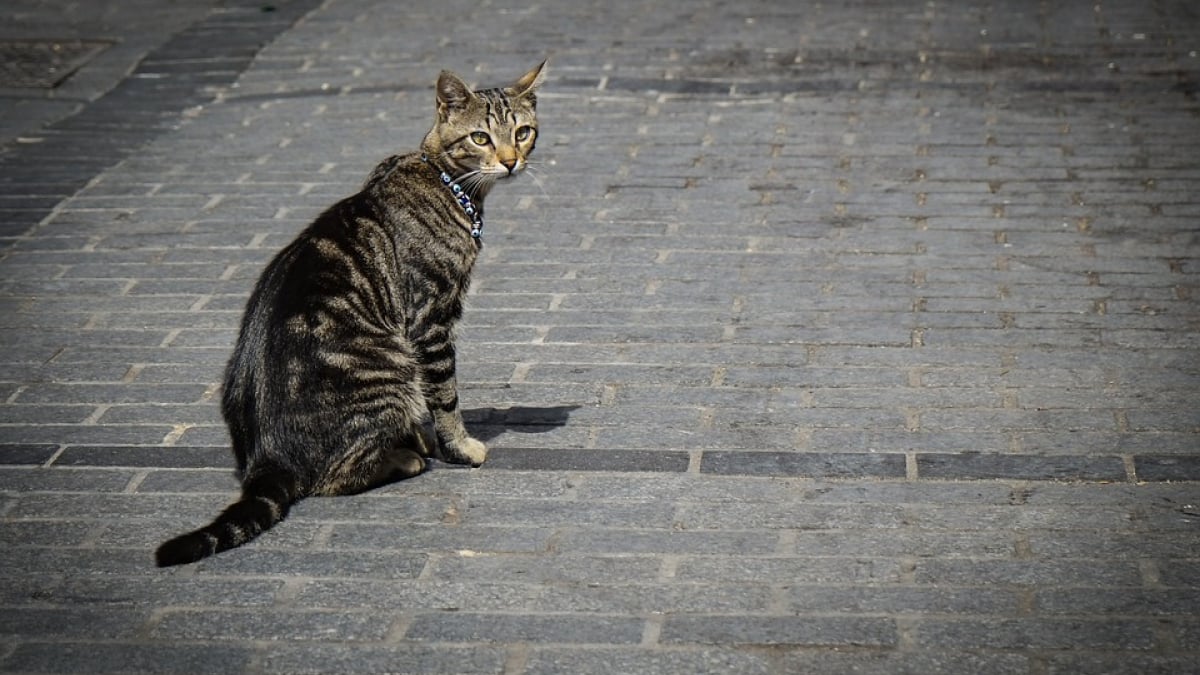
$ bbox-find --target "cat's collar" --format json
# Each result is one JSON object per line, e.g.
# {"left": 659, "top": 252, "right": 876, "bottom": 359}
{"left": 421, "top": 154, "right": 483, "bottom": 241}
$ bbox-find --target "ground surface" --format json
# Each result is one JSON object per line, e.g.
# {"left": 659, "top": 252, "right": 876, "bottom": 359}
{"left": 1, "top": 1, "right": 1198, "bottom": 673}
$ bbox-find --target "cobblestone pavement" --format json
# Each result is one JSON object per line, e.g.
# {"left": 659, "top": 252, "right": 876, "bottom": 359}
{"left": 2, "top": 0, "right": 1199, "bottom": 673}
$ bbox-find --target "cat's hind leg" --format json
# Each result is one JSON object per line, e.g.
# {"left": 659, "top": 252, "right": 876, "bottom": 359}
{"left": 315, "top": 432, "right": 430, "bottom": 496}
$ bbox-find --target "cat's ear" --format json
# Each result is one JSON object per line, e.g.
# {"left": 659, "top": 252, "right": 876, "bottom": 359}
{"left": 436, "top": 70, "right": 473, "bottom": 119}
{"left": 508, "top": 60, "right": 547, "bottom": 99}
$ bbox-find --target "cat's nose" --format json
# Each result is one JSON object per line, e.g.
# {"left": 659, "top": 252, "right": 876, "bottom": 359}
{"left": 500, "top": 158, "right": 517, "bottom": 174}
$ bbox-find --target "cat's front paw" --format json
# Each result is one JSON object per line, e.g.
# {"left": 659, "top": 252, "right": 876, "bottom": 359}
{"left": 440, "top": 437, "right": 487, "bottom": 467}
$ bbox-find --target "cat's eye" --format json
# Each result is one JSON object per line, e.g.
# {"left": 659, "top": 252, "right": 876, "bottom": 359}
{"left": 470, "top": 131, "right": 491, "bottom": 146}
{"left": 515, "top": 126, "right": 534, "bottom": 142}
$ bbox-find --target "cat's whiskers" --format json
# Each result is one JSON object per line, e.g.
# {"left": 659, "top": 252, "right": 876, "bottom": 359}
{"left": 521, "top": 163, "right": 550, "bottom": 197}
{"left": 455, "top": 169, "right": 498, "bottom": 200}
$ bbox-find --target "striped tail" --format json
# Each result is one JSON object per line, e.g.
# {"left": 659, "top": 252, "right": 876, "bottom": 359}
{"left": 155, "top": 469, "right": 298, "bottom": 567}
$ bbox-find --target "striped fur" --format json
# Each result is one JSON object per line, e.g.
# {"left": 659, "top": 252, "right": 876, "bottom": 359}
{"left": 155, "top": 62, "right": 545, "bottom": 567}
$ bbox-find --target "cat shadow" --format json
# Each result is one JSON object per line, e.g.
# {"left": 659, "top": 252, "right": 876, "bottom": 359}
{"left": 462, "top": 404, "right": 580, "bottom": 443}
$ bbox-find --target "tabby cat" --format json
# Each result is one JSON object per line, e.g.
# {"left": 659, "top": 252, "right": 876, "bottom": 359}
{"left": 155, "top": 62, "right": 546, "bottom": 567}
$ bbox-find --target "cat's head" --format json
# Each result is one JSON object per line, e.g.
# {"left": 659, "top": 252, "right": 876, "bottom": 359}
{"left": 422, "top": 61, "right": 546, "bottom": 196}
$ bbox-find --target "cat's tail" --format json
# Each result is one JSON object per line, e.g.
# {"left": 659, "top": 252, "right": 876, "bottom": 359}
{"left": 155, "top": 468, "right": 299, "bottom": 567}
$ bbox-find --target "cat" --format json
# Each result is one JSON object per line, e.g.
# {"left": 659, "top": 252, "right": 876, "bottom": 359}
{"left": 155, "top": 61, "right": 546, "bottom": 567}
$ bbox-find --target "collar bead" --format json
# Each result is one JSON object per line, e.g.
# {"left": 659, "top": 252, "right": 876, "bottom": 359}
{"left": 421, "top": 154, "right": 483, "bottom": 240}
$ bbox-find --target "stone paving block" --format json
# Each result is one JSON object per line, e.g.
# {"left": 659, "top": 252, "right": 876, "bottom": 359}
{"left": 1135, "top": 455, "right": 1200, "bottom": 481}
{"left": 1027, "top": 531, "right": 1199, "bottom": 559}
{"left": 773, "top": 651, "right": 1033, "bottom": 675}
{"left": 675, "top": 556, "right": 903, "bottom": 585}
{"left": 256, "top": 645, "right": 508, "bottom": 675}
{"left": 189, "top": 549, "right": 428, "bottom": 580}
{"left": 906, "top": 503, "right": 1137, "bottom": 531}
{"left": 914, "top": 559, "right": 1144, "bottom": 587}
{"left": 52, "top": 445, "right": 230, "bottom": 468}
{"left": 1037, "top": 588, "right": 1200, "bottom": 616}
{"left": 789, "top": 529, "right": 1015, "bottom": 558}
{"left": 701, "top": 450, "right": 906, "bottom": 478}
{"left": 524, "top": 647, "right": 774, "bottom": 675}
{"left": 554, "top": 528, "right": 778, "bottom": 555}
{"left": 535, "top": 582, "right": 775, "bottom": 615}
{"left": 1040, "top": 653, "right": 1200, "bottom": 675}
{"left": 0, "top": 547, "right": 159, "bottom": 578}
{"left": 431, "top": 552, "right": 664, "bottom": 585}
{"left": 292, "top": 579, "right": 538, "bottom": 612}
{"left": 913, "top": 618, "right": 1157, "bottom": 650}
{"left": 6, "top": 491, "right": 230, "bottom": 520}
{"left": 327, "top": 523, "right": 550, "bottom": 554}
{"left": 674, "top": 501, "right": 908, "bottom": 530}
{"left": 42, "top": 575, "right": 284, "bottom": 608}
{"left": 485, "top": 447, "right": 689, "bottom": 473}
{"left": 787, "top": 585, "right": 1020, "bottom": 615}
{"left": 151, "top": 608, "right": 391, "bottom": 642}
{"left": 916, "top": 452, "right": 1127, "bottom": 481}
{"left": 406, "top": 612, "right": 645, "bottom": 645}
{"left": 0, "top": 520, "right": 96, "bottom": 547}
{"left": 0, "top": 607, "right": 149, "bottom": 639}
{"left": 660, "top": 615, "right": 898, "bottom": 647}
{"left": 135, "top": 469, "right": 238, "bottom": 492}
{"left": 0, "top": 467, "right": 134, "bottom": 492}
{"left": 461, "top": 497, "right": 675, "bottom": 529}
{"left": 1157, "top": 562, "right": 1200, "bottom": 588}
{"left": 0, "top": 643, "right": 254, "bottom": 675}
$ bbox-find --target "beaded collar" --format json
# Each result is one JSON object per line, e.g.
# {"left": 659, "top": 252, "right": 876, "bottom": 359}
{"left": 421, "top": 154, "right": 483, "bottom": 241}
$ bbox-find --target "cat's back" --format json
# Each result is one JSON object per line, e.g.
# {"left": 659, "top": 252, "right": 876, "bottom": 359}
{"left": 237, "top": 153, "right": 479, "bottom": 348}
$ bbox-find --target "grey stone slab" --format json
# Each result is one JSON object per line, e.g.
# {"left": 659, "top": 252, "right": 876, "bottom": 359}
{"left": 554, "top": 529, "right": 779, "bottom": 555}
{"left": 914, "top": 559, "right": 1144, "bottom": 587}
{"left": 1040, "top": 653, "right": 1200, "bottom": 675}
{"left": 916, "top": 452, "right": 1127, "bottom": 481}
{"left": 135, "top": 469, "right": 238, "bottom": 493}
{"left": 0, "top": 467, "right": 133, "bottom": 492}
{"left": 676, "top": 556, "right": 903, "bottom": 584}
{"left": 432, "top": 553, "right": 663, "bottom": 585}
{"left": 701, "top": 450, "right": 906, "bottom": 478}
{"left": 183, "top": 546, "right": 427, "bottom": 579}
{"left": 0, "top": 607, "right": 149, "bottom": 639}
{"left": 40, "top": 576, "right": 283, "bottom": 608}
{"left": 53, "top": 445, "right": 230, "bottom": 469}
{"left": 790, "top": 529, "right": 1015, "bottom": 558}
{"left": 1025, "top": 532, "right": 1197, "bottom": 559}
{"left": 460, "top": 498, "right": 675, "bottom": 529}
{"left": 913, "top": 618, "right": 1157, "bottom": 650}
{"left": 0, "top": 643, "right": 253, "bottom": 675}
{"left": 660, "top": 615, "right": 898, "bottom": 647}
{"left": 257, "top": 645, "right": 508, "bottom": 675}
{"left": 291, "top": 579, "right": 537, "bottom": 612}
{"left": 1135, "top": 455, "right": 1200, "bottom": 481}
{"left": 906, "top": 503, "right": 1137, "bottom": 530}
{"left": 534, "top": 583, "right": 775, "bottom": 614}
{"left": 151, "top": 609, "right": 391, "bottom": 641}
{"left": 0, "top": 520, "right": 97, "bottom": 547}
{"left": 524, "top": 648, "right": 774, "bottom": 675}
{"left": 1158, "top": 561, "right": 1200, "bottom": 588}
{"left": 787, "top": 585, "right": 1020, "bottom": 615}
{"left": 406, "top": 612, "right": 645, "bottom": 644}
{"left": 0, "top": 547, "right": 158, "bottom": 578}
{"left": 326, "top": 523, "right": 551, "bottom": 554}
{"left": 673, "top": 502, "right": 908, "bottom": 530}
{"left": 1037, "top": 588, "right": 1200, "bottom": 616}
{"left": 486, "top": 447, "right": 689, "bottom": 472}
{"left": 773, "top": 651, "right": 1033, "bottom": 675}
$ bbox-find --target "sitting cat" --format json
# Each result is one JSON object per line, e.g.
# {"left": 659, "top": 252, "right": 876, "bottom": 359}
{"left": 156, "top": 62, "right": 546, "bottom": 567}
